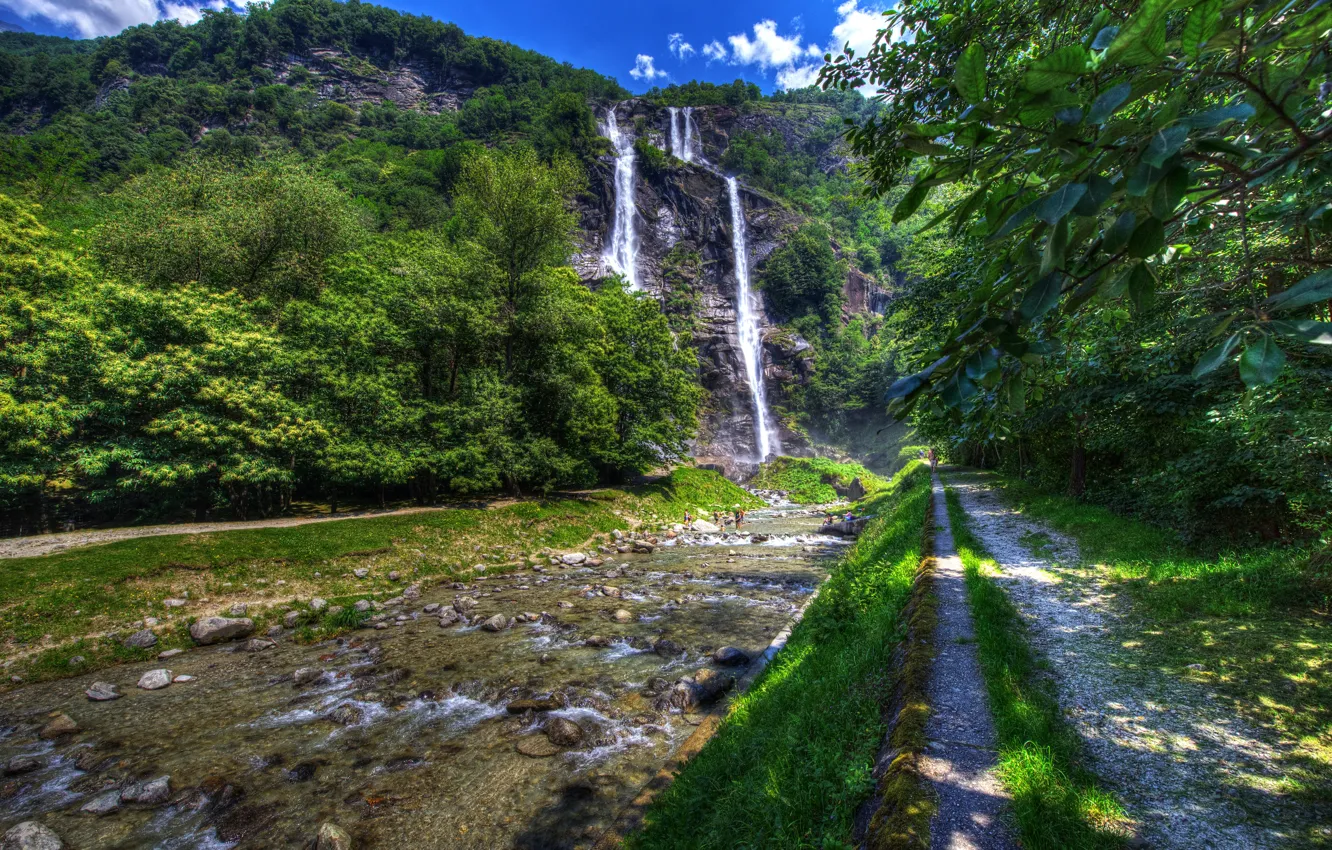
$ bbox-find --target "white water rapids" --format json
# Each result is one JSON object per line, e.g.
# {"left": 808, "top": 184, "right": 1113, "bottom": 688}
{"left": 602, "top": 108, "right": 639, "bottom": 290}
{"left": 727, "top": 176, "right": 781, "bottom": 462}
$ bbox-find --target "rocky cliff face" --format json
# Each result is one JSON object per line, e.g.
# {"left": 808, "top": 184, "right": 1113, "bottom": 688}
{"left": 574, "top": 100, "right": 886, "bottom": 477}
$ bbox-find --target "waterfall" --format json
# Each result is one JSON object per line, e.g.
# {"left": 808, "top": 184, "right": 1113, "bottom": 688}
{"left": 726, "top": 176, "right": 781, "bottom": 462}
{"left": 667, "top": 107, "right": 683, "bottom": 160}
{"left": 682, "top": 106, "right": 700, "bottom": 164}
{"left": 602, "top": 108, "right": 639, "bottom": 290}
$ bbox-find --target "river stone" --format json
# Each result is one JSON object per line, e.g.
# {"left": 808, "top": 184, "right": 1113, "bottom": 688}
{"left": 691, "top": 519, "right": 720, "bottom": 533}
{"left": 422, "top": 603, "right": 440, "bottom": 614}
{"left": 713, "top": 646, "right": 750, "bottom": 666}
{"left": 1, "top": 821, "right": 64, "bottom": 849}
{"left": 38, "top": 713, "right": 77, "bottom": 739}
{"left": 558, "top": 601, "right": 574, "bottom": 609}
{"left": 388, "top": 571, "right": 400, "bottom": 582}
{"left": 545, "top": 717, "right": 584, "bottom": 747}
{"left": 437, "top": 610, "right": 461, "bottom": 628}
{"left": 402, "top": 584, "right": 421, "bottom": 600}
{"left": 293, "top": 667, "right": 323, "bottom": 685}
{"left": 584, "top": 636, "right": 612, "bottom": 648}
{"left": 353, "top": 568, "right": 369, "bottom": 579}
{"left": 85, "top": 682, "right": 121, "bottom": 702}
{"left": 310, "top": 597, "right": 328, "bottom": 612}
{"left": 283, "top": 611, "right": 301, "bottom": 628}
{"left": 123, "top": 629, "right": 158, "bottom": 650}
{"left": 506, "top": 698, "right": 561, "bottom": 714}
{"left": 138, "top": 669, "right": 172, "bottom": 690}
{"left": 80, "top": 789, "right": 122, "bottom": 815}
{"left": 4, "top": 756, "right": 40, "bottom": 775}
{"left": 480, "top": 614, "right": 508, "bottom": 632}
{"left": 158, "top": 649, "right": 183, "bottom": 660}
{"left": 122, "top": 775, "right": 171, "bottom": 805}
{"left": 162, "top": 598, "right": 188, "bottom": 609}
{"left": 515, "top": 736, "right": 561, "bottom": 758}
{"left": 228, "top": 603, "right": 247, "bottom": 617}
{"left": 189, "top": 616, "right": 254, "bottom": 645}
{"left": 611, "top": 529, "right": 624, "bottom": 539}
{"left": 694, "top": 668, "right": 735, "bottom": 701}
{"left": 243, "top": 638, "right": 277, "bottom": 652}
{"left": 326, "top": 606, "right": 344, "bottom": 617}
{"left": 353, "top": 600, "right": 373, "bottom": 613}
{"left": 453, "top": 596, "right": 477, "bottom": 614}
{"left": 316, "top": 823, "right": 352, "bottom": 850}
{"left": 612, "top": 609, "right": 633, "bottom": 623}
{"left": 328, "top": 705, "right": 363, "bottom": 726}
{"left": 653, "top": 638, "right": 684, "bottom": 657}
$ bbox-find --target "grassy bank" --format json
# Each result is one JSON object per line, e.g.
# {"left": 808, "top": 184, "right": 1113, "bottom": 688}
{"left": 957, "top": 471, "right": 1332, "bottom": 830}
{"left": 0, "top": 468, "right": 759, "bottom": 683}
{"left": 943, "top": 488, "right": 1127, "bottom": 849}
{"left": 750, "top": 456, "right": 886, "bottom": 504}
{"left": 628, "top": 462, "right": 932, "bottom": 849}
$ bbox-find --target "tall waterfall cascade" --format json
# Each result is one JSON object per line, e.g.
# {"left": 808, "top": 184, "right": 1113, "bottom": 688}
{"left": 667, "top": 107, "right": 683, "bottom": 161}
{"left": 602, "top": 108, "right": 640, "bottom": 290}
{"left": 726, "top": 176, "right": 781, "bottom": 462}
{"left": 667, "top": 106, "right": 702, "bottom": 164}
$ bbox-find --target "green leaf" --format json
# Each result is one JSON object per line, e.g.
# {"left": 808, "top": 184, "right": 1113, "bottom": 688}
{"left": 1127, "top": 217, "right": 1166, "bottom": 258}
{"left": 1182, "top": 0, "right": 1222, "bottom": 59}
{"left": 1074, "top": 175, "right": 1114, "bottom": 215}
{"left": 1238, "top": 336, "right": 1287, "bottom": 386}
{"left": 1037, "top": 183, "right": 1088, "bottom": 225}
{"left": 1150, "top": 167, "right": 1189, "bottom": 219}
{"left": 1144, "top": 124, "right": 1190, "bottom": 167}
{"left": 965, "top": 348, "right": 999, "bottom": 380}
{"left": 1087, "top": 82, "right": 1133, "bottom": 124}
{"left": 950, "top": 185, "right": 989, "bottom": 237}
{"left": 1265, "top": 269, "right": 1332, "bottom": 311}
{"left": 1191, "top": 333, "right": 1240, "bottom": 377}
{"left": 1127, "top": 159, "right": 1172, "bottom": 196}
{"left": 893, "top": 181, "right": 932, "bottom": 223}
{"left": 1128, "top": 262, "right": 1157, "bottom": 312}
{"left": 1194, "top": 138, "right": 1257, "bottom": 158}
{"left": 1183, "top": 102, "right": 1256, "bottom": 129}
{"left": 1041, "top": 220, "right": 1069, "bottom": 276}
{"left": 1020, "top": 272, "right": 1064, "bottom": 319}
{"left": 1090, "top": 25, "right": 1119, "bottom": 50}
{"left": 954, "top": 44, "right": 987, "bottom": 105}
{"left": 885, "top": 356, "right": 949, "bottom": 400}
{"left": 1024, "top": 45, "right": 1089, "bottom": 93}
{"left": 1007, "top": 372, "right": 1026, "bottom": 413}
{"left": 1106, "top": 0, "right": 1171, "bottom": 66}
{"left": 991, "top": 199, "right": 1038, "bottom": 240}
{"left": 1269, "top": 319, "right": 1332, "bottom": 345}
{"left": 1104, "top": 211, "right": 1137, "bottom": 254}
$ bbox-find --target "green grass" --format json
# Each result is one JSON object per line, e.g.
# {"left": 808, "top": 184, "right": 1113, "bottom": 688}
{"left": 749, "top": 456, "right": 887, "bottom": 504}
{"left": 0, "top": 468, "right": 759, "bottom": 681}
{"left": 943, "top": 487, "right": 1129, "bottom": 849}
{"left": 628, "top": 462, "right": 932, "bottom": 849}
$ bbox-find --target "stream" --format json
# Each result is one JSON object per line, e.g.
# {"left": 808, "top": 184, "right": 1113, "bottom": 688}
{"left": 0, "top": 505, "right": 843, "bottom": 849}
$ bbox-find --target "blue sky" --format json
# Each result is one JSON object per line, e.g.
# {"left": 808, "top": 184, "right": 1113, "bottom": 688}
{"left": 0, "top": 0, "right": 892, "bottom": 93}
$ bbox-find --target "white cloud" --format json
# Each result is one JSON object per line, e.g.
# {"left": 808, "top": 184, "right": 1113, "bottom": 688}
{"left": 3, "top": 0, "right": 235, "bottom": 38}
{"left": 702, "top": 40, "right": 727, "bottom": 63}
{"left": 830, "top": 0, "right": 887, "bottom": 56}
{"left": 629, "top": 54, "right": 670, "bottom": 82}
{"left": 728, "top": 20, "right": 807, "bottom": 70}
{"left": 776, "top": 64, "right": 821, "bottom": 90}
{"left": 719, "top": 2, "right": 894, "bottom": 92}
{"left": 667, "top": 33, "right": 695, "bottom": 60}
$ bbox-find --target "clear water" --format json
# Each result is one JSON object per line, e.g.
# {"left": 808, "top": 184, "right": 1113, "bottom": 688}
{"left": 0, "top": 509, "right": 838, "bottom": 849}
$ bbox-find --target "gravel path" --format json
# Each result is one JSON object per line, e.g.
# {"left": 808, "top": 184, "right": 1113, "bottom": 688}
{"left": 923, "top": 474, "right": 1016, "bottom": 850}
{"left": 0, "top": 505, "right": 480, "bottom": 560}
{"left": 948, "top": 473, "right": 1298, "bottom": 849}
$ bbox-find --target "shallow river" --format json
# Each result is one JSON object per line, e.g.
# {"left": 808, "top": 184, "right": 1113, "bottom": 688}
{"left": 0, "top": 507, "right": 843, "bottom": 849}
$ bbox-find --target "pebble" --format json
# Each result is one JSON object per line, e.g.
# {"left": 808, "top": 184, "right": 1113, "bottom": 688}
{"left": 158, "top": 649, "right": 184, "bottom": 660}
{"left": 316, "top": 823, "right": 353, "bottom": 850}
{"left": 284, "top": 611, "right": 301, "bottom": 628}
{"left": 3, "top": 756, "right": 41, "bottom": 775}
{"left": 172, "top": 675, "right": 195, "bottom": 683}
{"left": 481, "top": 614, "right": 509, "bottom": 632}
{"left": 310, "top": 598, "right": 329, "bottom": 612}
{"left": 353, "top": 600, "right": 373, "bottom": 613}
{"left": 80, "top": 789, "right": 122, "bottom": 815}
{"left": 354, "top": 569, "right": 369, "bottom": 579}
{"left": 228, "top": 603, "right": 248, "bottom": 617}
{"left": 293, "top": 667, "right": 323, "bottom": 685}
{"left": 122, "top": 775, "right": 171, "bottom": 805}
{"left": 85, "top": 682, "right": 121, "bottom": 702}
{"left": 123, "top": 629, "right": 158, "bottom": 650}
{"left": 612, "top": 609, "right": 633, "bottom": 623}
{"left": 137, "top": 669, "right": 173, "bottom": 690}
{"left": 544, "top": 717, "right": 584, "bottom": 747}
{"left": 163, "top": 598, "right": 188, "bottom": 608}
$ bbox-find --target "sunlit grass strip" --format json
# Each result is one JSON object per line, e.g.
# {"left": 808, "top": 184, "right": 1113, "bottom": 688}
{"left": 627, "top": 462, "right": 932, "bottom": 850}
{"left": 943, "top": 487, "right": 1129, "bottom": 850}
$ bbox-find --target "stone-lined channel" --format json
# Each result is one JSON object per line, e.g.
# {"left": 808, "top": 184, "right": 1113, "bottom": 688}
{"left": 0, "top": 505, "right": 843, "bottom": 849}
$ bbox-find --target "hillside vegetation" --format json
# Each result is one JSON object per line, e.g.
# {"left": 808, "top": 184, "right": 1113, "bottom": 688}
{"left": 750, "top": 456, "right": 885, "bottom": 504}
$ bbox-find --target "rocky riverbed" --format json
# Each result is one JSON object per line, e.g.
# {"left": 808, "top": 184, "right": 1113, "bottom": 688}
{"left": 0, "top": 508, "right": 843, "bottom": 849}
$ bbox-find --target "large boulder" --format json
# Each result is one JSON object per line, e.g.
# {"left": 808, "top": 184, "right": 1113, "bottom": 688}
{"left": 189, "top": 617, "right": 254, "bottom": 646}
{"left": 122, "top": 776, "right": 171, "bottom": 805}
{"left": 690, "top": 520, "right": 720, "bottom": 533}
{"left": 480, "top": 614, "right": 509, "bottom": 632}
{"left": 713, "top": 646, "right": 750, "bottom": 666}
{"left": 545, "top": 717, "right": 584, "bottom": 747}
{"left": 847, "top": 477, "right": 866, "bottom": 501}
{"left": 560, "top": 552, "right": 587, "bottom": 566}
{"left": 1, "top": 822, "right": 64, "bottom": 850}
{"left": 137, "top": 669, "right": 172, "bottom": 690}
{"left": 85, "top": 682, "right": 121, "bottom": 702}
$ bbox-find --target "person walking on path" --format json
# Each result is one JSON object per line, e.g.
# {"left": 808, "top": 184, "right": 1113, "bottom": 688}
{"left": 928, "top": 447, "right": 938, "bottom": 472}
